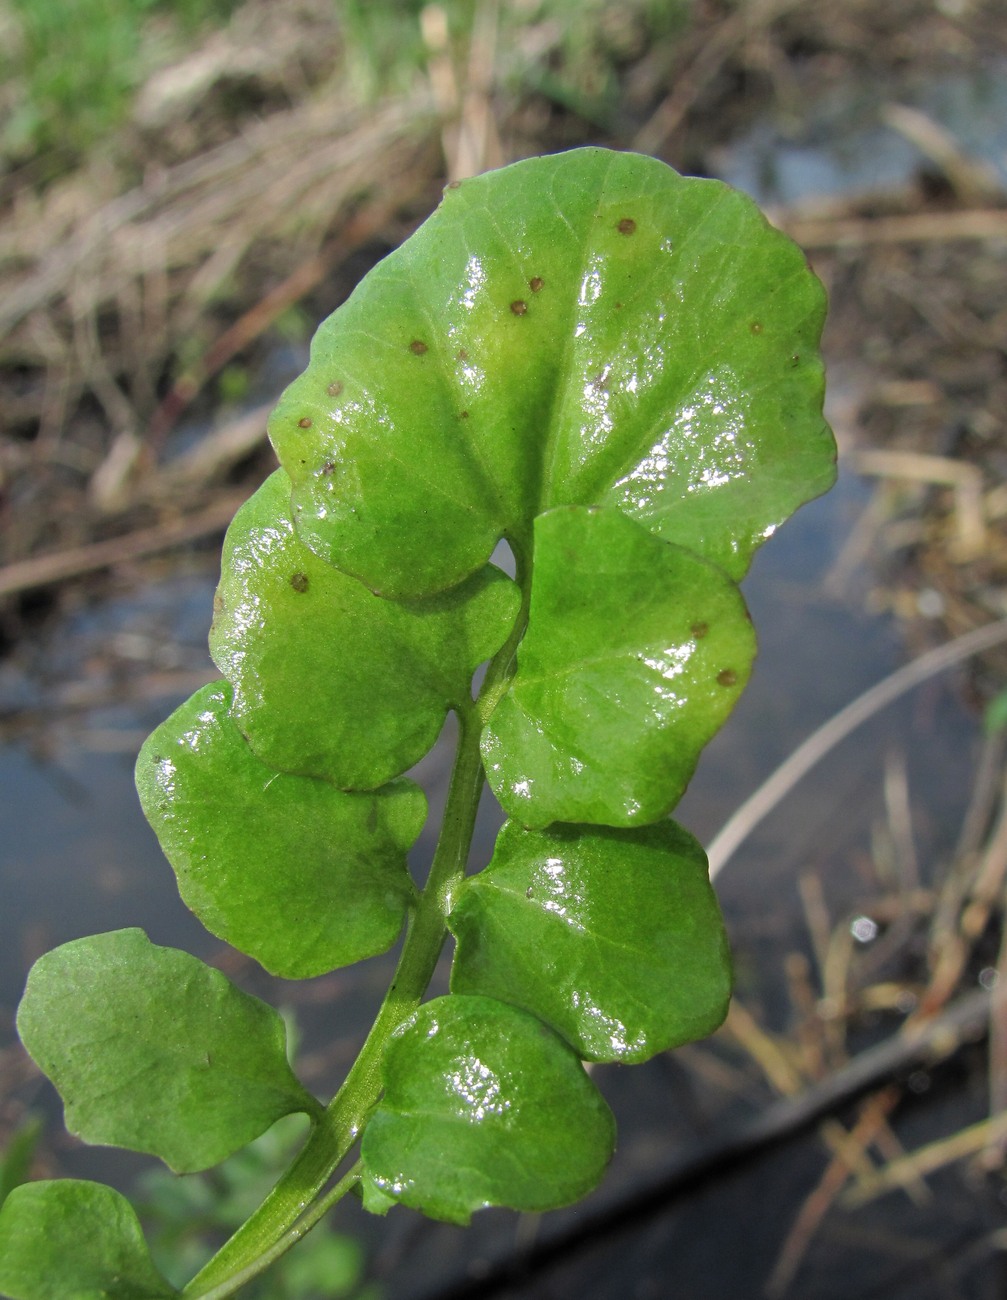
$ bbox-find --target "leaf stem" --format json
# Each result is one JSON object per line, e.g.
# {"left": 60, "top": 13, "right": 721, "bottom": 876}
{"left": 181, "top": 585, "right": 529, "bottom": 1296}
{"left": 189, "top": 1162, "right": 362, "bottom": 1300}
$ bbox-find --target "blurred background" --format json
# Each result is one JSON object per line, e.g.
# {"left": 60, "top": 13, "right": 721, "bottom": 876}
{"left": 2, "top": 1, "right": 1007, "bottom": 1296}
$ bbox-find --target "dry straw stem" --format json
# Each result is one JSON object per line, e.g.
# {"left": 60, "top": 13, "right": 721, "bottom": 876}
{"left": 435, "top": 989, "right": 994, "bottom": 1300}
{"left": 850, "top": 448, "right": 986, "bottom": 561}
{"left": 0, "top": 493, "right": 246, "bottom": 599}
{"left": 880, "top": 103, "right": 1003, "bottom": 205}
{"left": 1, "top": 91, "right": 438, "bottom": 340}
{"left": 421, "top": 0, "right": 503, "bottom": 182}
{"left": 913, "top": 769, "right": 1007, "bottom": 1021}
{"left": 764, "top": 1087, "right": 902, "bottom": 1298}
{"left": 632, "top": 0, "right": 808, "bottom": 156}
{"left": 707, "top": 617, "right": 1007, "bottom": 879}
{"left": 843, "top": 1106, "right": 1007, "bottom": 1208}
{"left": 778, "top": 208, "right": 1007, "bottom": 249}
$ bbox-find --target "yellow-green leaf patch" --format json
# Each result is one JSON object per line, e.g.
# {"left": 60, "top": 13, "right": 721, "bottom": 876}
{"left": 269, "top": 149, "right": 834, "bottom": 599}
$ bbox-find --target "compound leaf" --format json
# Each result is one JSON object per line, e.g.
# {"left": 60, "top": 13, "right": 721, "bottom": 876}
{"left": 269, "top": 148, "right": 834, "bottom": 599}
{"left": 482, "top": 506, "right": 755, "bottom": 828}
{"left": 0, "top": 1179, "right": 177, "bottom": 1299}
{"left": 359, "top": 995, "right": 614, "bottom": 1224}
{"left": 210, "top": 469, "right": 519, "bottom": 790}
{"left": 449, "top": 820, "right": 731, "bottom": 1063}
{"left": 17, "top": 929, "right": 320, "bottom": 1173}
{"left": 136, "top": 683, "right": 425, "bottom": 978}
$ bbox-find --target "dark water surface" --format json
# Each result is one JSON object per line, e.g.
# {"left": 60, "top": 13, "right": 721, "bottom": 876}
{"left": 1, "top": 458, "right": 995, "bottom": 1298}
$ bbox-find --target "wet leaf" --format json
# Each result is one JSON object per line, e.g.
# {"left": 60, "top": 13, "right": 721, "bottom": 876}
{"left": 450, "top": 820, "right": 731, "bottom": 1063}
{"left": 0, "top": 1180, "right": 177, "bottom": 1299}
{"left": 17, "top": 929, "right": 320, "bottom": 1173}
{"left": 482, "top": 506, "right": 756, "bottom": 827}
{"left": 270, "top": 148, "right": 834, "bottom": 599}
{"left": 359, "top": 995, "right": 614, "bottom": 1224}
{"left": 136, "top": 682, "right": 424, "bottom": 978}
{"left": 210, "top": 469, "right": 519, "bottom": 789}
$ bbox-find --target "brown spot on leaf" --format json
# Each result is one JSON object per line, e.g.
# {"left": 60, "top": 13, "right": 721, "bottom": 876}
{"left": 510, "top": 300, "right": 528, "bottom": 316}
{"left": 320, "top": 460, "right": 337, "bottom": 475}
{"left": 460, "top": 410, "right": 470, "bottom": 419}
{"left": 456, "top": 348, "right": 468, "bottom": 362}
{"left": 750, "top": 321, "right": 763, "bottom": 335}
{"left": 213, "top": 593, "right": 225, "bottom": 615}
{"left": 327, "top": 381, "right": 343, "bottom": 397}
{"left": 290, "top": 572, "right": 310, "bottom": 593}
{"left": 617, "top": 218, "right": 636, "bottom": 235}
{"left": 691, "top": 621, "right": 708, "bottom": 639}
{"left": 298, "top": 416, "right": 313, "bottom": 428}
{"left": 410, "top": 340, "right": 428, "bottom": 355}
{"left": 446, "top": 179, "right": 462, "bottom": 190}
{"left": 717, "top": 668, "right": 738, "bottom": 687}
{"left": 529, "top": 276, "right": 544, "bottom": 293}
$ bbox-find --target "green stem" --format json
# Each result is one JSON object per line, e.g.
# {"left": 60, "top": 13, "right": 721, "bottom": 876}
{"left": 182, "top": 584, "right": 529, "bottom": 1297}
{"left": 191, "top": 1163, "right": 362, "bottom": 1300}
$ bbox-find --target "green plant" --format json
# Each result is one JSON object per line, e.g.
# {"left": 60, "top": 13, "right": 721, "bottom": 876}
{"left": 137, "top": 1112, "right": 376, "bottom": 1298}
{"left": 0, "top": 148, "right": 835, "bottom": 1298}
{"left": 1, "top": 0, "right": 241, "bottom": 165}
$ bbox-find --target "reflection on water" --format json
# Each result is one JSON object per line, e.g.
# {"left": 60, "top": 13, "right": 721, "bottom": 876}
{"left": 716, "top": 62, "right": 1007, "bottom": 206}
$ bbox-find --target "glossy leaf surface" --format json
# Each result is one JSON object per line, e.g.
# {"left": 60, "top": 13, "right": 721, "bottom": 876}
{"left": 136, "top": 683, "right": 424, "bottom": 977}
{"left": 17, "top": 929, "right": 320, "bottom": 1172}
{"left": 483, "top": 506, "right": 756, "bottom": 827}
{"left": 0, "top": 1180, "right": 177, "bottom": 1299}
{"left": 210, "top": 469, "right": 519, "bottom": 789}
{"left": 360, "top": 995, "right": 614, "bottom": 1224}
{"left": 449, "top": 820, "right": 731, "bottom": 1062}
{"left": 269, "top": 147, "right": 834, "bottom": 599}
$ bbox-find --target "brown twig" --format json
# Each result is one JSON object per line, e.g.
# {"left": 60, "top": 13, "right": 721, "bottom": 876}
{"left": 633, "top": 0, "right": 806, "bottom": 156}
{"left": 144, "top": 188, "right": 423, "bottom": 459}
{"left": 778, "top": 208, "right": 1007, "bottom": 249}
{"left": 708, "top": 619, "right": 1007, "bottom": 879}
{"left": 764, "top": 1087, "right": 901, "bottom": 1298}
{"left": 843, "top": 1106, "right": 1007, "bottom": 1208}
{"left": 0, "top": 493, "right": 246, "bottom": 599}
